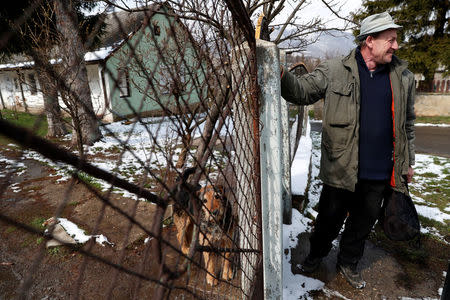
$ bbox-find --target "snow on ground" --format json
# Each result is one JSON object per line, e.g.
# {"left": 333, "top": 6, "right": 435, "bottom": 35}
{"left": 13, "top": 116, "right": 231, "bottom": 200}
{"left": 291, "top": 121, "right": 312, "bottom": 195}
{"left": 415, "top": 123, "right": 450, "bottom": 127}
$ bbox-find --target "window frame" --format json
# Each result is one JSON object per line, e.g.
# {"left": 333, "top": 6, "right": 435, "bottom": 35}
{"left": 117, "top": 68, "right": 130, "bottom": 98}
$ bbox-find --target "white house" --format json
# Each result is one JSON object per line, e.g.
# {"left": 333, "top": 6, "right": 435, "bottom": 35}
{"left": 0, "top": 4, "right": 205, "bottom": 123}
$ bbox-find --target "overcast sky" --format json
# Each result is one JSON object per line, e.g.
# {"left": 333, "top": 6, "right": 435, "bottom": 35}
{"left": 274, "top": 0, "right": 363, "bottom": 30}
{"left": 90, "top": 0, "right": 363, "bottom": 32}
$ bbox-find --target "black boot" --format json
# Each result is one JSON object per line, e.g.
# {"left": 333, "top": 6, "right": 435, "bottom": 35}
{"left": 301, "top": 254, "right": 322, "bottom": 273}
{"left": 337, "top": 263, "right": 366, "bottom": 289}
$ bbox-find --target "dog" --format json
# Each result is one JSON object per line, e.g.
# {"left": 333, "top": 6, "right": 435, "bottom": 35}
{"left": 172, "top": 166, "right": 238, "bottom": 286}
{"left": 198, "top": 183, "right": 237, "bottom": 285}
{"left": 172, "top": 168, "right": 201, "bottom": 256}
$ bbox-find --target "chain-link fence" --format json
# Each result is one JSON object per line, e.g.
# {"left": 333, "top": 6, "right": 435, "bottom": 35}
{"left": 0, "top": 1, "right": 264, "bottom": 298}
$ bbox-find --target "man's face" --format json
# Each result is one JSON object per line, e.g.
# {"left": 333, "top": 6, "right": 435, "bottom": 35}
{"left": 369, "top": 29, "right": 399, "bottom": 64}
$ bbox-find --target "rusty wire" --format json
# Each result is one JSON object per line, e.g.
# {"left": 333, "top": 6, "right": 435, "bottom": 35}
{"left": 0, "top": 0, "right": 263, "bottom": 299}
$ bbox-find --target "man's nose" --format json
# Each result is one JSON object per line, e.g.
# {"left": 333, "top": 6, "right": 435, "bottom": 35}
{"left": 392, "top": 40, "right": 399, "bottom": 50}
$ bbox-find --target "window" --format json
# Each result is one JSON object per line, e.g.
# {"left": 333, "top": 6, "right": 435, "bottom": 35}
{"left": 153, "top": 21, "right": 160, "bottom": 36}
{"left": 28, "top": 74, "right": 37, "bottom": 95}
{"left": 14, "top": 78, "right": 19, "bottom": 90}
{"left": 117, "top": 68, "right": 130, "bottom": 98}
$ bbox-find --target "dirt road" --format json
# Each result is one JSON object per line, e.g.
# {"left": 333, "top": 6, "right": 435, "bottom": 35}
{"left": 415, "top": 126, "right": 450, "bottom": 157}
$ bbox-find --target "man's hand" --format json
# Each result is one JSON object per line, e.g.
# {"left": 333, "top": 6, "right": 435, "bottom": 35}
{"left": 407, "top": 166, "right": 414, "bottom": 183}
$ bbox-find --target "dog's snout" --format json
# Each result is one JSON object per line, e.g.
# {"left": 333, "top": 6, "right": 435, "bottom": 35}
{"left": 212, "top": 209, "right": 220, "bottom": 216}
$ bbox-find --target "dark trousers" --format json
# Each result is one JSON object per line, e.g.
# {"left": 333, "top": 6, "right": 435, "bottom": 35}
{"left": 309, "top": 180, "right": 389, "bottom": 269}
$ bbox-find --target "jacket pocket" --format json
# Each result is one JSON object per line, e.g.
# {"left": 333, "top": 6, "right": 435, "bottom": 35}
{"left": 325, "top": 81, "right": 354, "bottom": 126}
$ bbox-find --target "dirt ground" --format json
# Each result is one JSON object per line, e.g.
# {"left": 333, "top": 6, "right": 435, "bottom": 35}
{"left": 291, "top": 232, "right": 449, "bottom": 299}
{"left": 0, "top": 150, "right": 241, "bottom": 299}
{"left": 1, "top": 147, "right": 449, "bottom": 299}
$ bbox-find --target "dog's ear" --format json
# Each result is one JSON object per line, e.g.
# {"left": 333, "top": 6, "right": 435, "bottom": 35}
{"left": 215, "top": 185, "right": 225, "bottom": 195}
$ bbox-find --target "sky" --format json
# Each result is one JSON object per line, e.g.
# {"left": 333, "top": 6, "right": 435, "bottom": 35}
{"left": 272, "top": 0, "right": 363, "bottom": 32}
{"left": 89, "top": 0, "right": 363, "bottom": 30}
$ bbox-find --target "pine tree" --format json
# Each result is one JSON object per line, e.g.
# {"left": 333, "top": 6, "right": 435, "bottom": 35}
{"left": 352, "top": 0, "right": 449, "bottom": 87}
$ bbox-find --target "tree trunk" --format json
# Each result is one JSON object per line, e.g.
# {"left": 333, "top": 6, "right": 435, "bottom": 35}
{"left": 34, "top": 60, "right": 68, "bottom": 137}
{"left": 54, "top": 0, "right": 101, "bottom": 146}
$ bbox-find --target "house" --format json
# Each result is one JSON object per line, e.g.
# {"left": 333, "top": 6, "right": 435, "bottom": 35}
{"left": 0, "top": 4, "right": 206, "bottom": 122}
{"left": 415, "top": 65, "right": 450, "bottom": 93}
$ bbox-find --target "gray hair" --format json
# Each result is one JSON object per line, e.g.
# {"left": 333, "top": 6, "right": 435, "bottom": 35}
{"left": 356, "top": 32, "right": 381, "bottom": 48}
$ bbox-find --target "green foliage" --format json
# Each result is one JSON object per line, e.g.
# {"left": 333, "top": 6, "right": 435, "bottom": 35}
{"left": 352, "top": 0, "right": 449, "bottom": 81}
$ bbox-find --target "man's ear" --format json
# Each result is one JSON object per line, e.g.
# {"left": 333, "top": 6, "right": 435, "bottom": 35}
{"left": 365, "top": 35, "right": 374, "bottom": 48}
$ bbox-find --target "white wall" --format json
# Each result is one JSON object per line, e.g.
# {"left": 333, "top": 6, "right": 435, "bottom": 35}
{"left": 0, "top": 70, "right": 42, "bottom": 113}
{"left": 0, "top": 64, "right": 110, "bottom": 121}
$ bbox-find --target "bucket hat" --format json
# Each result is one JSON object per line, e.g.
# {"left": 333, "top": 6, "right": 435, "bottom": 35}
{"left": 357, "top": 12, "right": 402, "bottom": 40}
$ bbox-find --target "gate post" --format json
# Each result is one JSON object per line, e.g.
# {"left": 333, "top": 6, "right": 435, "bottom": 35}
{"left": 279, "top": 50, "right": 292, "bottom": 225}
{"left": 256, "top": 39, "right": 283, "bottom": 299}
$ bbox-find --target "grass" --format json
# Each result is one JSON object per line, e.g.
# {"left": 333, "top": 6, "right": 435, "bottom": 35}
{"left": 419, "top": 215, "right": 450, "bottom": 237}
{"left": 47, "top": 247, "right": 61, "bottom": 256}
{"left": 5, "top": 226, "right": 17, "bottom": 234}
{"left": 30, "top": 217, "right": 46, "bottom": 231}
{"left": 415, "top": 116, "right": 450, "bottom": 124}
{"left": 0, "top": 109, "right": 48, "bottom": 144}
{"left": 75, "top": 171, "right": 103, "bottom": 190}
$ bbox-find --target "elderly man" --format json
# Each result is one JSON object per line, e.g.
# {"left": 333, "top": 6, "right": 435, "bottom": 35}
{"left": 281, "top": 12, "right": 416, "bottom": 289}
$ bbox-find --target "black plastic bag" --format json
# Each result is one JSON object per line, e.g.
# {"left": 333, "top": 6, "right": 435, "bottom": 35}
{"left": 380, "top": 187, "right": 420, "bottom": 241}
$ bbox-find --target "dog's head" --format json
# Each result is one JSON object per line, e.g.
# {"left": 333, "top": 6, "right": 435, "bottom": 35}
{"left": 201, "top": 185, "right": 231, "bottom": 226}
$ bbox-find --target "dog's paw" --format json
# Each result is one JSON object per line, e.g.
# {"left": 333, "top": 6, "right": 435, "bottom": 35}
{"left": 206, "top": 274, "right": 219, "bottom": 286}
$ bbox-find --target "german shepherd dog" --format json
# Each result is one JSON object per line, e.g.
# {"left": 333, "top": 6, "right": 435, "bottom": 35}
{"left": 172, "top": 167, "right": 237, "bottom": 286}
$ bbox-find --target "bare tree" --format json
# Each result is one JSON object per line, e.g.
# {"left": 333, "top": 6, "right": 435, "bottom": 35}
{"left": 54, "top": 0, "right": 102, "bottom": 151}
{"left": 24, "top": 2, "right": 68, "bottom": 138}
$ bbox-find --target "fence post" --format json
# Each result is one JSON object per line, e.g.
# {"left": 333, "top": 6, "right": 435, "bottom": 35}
{"left": 256, "top": 39, "right": 283, "bottom": 299}
{"left": 279, "top": 50, "right": 292, "bottom": 225}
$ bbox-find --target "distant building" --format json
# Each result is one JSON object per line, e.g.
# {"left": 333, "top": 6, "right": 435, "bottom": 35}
{"left": 415, "top": 65, "right": 450, "bottom": 94}
{"left": 0, "top": 4, "right": 206, "bottom": 122}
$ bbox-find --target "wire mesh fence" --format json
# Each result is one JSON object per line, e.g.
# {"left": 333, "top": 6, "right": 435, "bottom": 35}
{"left": 0, "top": 1, "right": 263, "bottom": 299}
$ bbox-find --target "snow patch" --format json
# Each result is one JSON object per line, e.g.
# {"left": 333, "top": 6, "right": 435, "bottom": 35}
{"left": 57, "top": 218, "right": 113, "bottom": 246}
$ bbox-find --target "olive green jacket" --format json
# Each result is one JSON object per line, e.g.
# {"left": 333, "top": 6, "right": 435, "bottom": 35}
{"left": 281, "top": 48, "right": 416, "bottom": 193}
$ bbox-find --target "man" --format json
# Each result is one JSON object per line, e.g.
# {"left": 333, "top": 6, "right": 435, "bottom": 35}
{"left": 281, "top": 12, "right": 416, "bottom": 289}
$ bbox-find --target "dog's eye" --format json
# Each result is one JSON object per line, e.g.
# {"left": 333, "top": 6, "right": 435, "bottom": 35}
{"left": 203, "top": 198, "right": 207, "bottom": 203}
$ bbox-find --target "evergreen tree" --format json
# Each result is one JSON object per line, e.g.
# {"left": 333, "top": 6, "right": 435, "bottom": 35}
{"left": 352, "top": 0, "right": 449, "bottom": 86}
